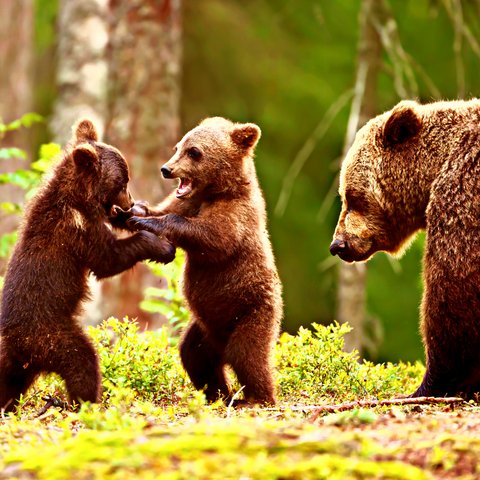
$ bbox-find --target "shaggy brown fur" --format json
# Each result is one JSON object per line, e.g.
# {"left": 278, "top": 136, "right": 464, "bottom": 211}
{"left": 0, "top": 119, "right": 175, "bottom": 413}
{"left": 330, "top": 99, "right": 480, "bottom": 399}
{"left": 125, "top": 117, "right": 283, "bottom": 405}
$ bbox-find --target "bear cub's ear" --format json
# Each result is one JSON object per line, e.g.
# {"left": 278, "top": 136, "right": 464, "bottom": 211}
{"left": 230, "top": 123, "right": 261, "bottom": 150}
{"left": 73, "top": 143, "right": 100, "bottom": 173}
{"left": 73, "top": 119, "right": 99, "bottom": 143}
{"left": 383, "top": 101, "right": 422, "bottom": 146}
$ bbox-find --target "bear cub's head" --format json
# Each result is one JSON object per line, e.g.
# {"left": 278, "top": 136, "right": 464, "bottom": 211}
{"left": 71, "top": 119, "right": 135, "bottom": 216}
{"left": 160, "top": 117, "right": 261, "bottom": 199}
{"left": 330, "top": 101, "right": 423, "bottom": 263}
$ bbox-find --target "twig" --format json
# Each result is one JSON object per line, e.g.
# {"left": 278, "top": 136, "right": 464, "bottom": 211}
{"left": 274, "top": 89, "right": 354, "bottom": 218}
{"left": 404, "top": 52, "right": 442, "bottom": 100}
{"left": 343, "top": 62, "right": 368, "bottom": 154}
{"left": 443, "top": 0, "right": 480, "bottom": 63}
{"left": 309, "top": 396, "right": 464, "bottom": 423}
{"left": 226, "top": 386, "right": 245, "bottom": 418}
{"left": 316, "top": 172, "right": 339, "bottom": 223}
{"left": 36, "top": 396, "right": 68, "bottom": 417}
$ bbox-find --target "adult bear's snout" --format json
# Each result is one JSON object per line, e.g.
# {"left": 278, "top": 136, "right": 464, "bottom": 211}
{"left": 329, "top": 239, "right": 347, "bottom": 256}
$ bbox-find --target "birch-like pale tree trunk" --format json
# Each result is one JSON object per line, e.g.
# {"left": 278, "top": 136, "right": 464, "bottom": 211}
{"left": 51, "top": 0, "right": 109, "bottom": 145}
{"left": 337, "top": 0, "right": 384, "bottom": 354}
{"left": 50, "top": 0, "right": 109, "bottom": 324}
{"left": 101, "top": 0, "right": 183, "bottom": 328}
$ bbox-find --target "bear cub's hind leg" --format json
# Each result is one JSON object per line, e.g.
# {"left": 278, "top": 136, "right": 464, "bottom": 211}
{"left": 179, "top": 322, "right": 230, "bottom": 402}
{"left": 0, "top": 356, "right": 38, "bottom": 413}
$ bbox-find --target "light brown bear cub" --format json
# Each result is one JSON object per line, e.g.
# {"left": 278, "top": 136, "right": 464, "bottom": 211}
{"left": 126, "top": 117, "right": 283, "bottom": 405}
{"left": 330, "top": 99, "right": 480, "bottom": 399}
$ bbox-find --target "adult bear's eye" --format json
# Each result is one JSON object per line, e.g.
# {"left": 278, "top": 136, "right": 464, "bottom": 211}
{"left": 346, "top": 193, "right": 363, "bottom": 213}
{"left": 188, "top": 147, "right": 202, "bottom": 161}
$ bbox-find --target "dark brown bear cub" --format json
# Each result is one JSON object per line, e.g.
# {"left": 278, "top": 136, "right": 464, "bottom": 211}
{"left": 126, "top": 117, "right": 283, "bottom": 405}
{"left": 0, "top": 119, "right": 175, "bottom": 413}
{"left": 330, "top": 99, "right": 480, "bottom": 400}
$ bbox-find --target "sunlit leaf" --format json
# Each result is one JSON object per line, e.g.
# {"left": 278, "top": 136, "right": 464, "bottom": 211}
{"left": 0, "top": 148, "right": 28, "bottom": 159}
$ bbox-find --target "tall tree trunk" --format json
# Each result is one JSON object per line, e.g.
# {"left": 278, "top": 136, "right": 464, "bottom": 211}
{"left": 51, "top": 0, "right": 109, "bottom": 145}
{"left": 101, "top": 0, "right": 182, "bottom": 329}
{"left": 50, "top": 0, "right": 109, "bottom": 324}
{"left": 0, "top": 0, "right": 34, "bottom": 275}
{"left": 337, "top": 0, "right": 383, "bottom": 354}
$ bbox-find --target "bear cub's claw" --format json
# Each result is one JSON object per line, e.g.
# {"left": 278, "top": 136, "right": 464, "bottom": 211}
{"left": 127, "top": 216, "right": 161, "bottom": 234}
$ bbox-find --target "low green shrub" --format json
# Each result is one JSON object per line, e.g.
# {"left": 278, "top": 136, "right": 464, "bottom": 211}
{"left": 89, "top": 317, "right": 191, "bottom": 405}
{"left": 276, "top": 322, "right": 424, "bottom": 403}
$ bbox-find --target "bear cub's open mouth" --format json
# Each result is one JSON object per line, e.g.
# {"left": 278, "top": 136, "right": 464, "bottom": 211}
{"left": 176, "top": 178, "right": 193, "bottom": 198}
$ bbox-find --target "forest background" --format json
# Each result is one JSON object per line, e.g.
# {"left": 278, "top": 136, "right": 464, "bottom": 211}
{"left": 2, "top": 0, "right": 479, "bottom": 364}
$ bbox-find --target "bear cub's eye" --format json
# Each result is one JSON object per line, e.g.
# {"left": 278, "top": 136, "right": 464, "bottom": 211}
{"left": 188, "top": 147, "right": 202, "bottom": 161}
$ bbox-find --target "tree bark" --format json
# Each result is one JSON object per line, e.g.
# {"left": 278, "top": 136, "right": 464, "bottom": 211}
{"left": 0, "top": 0, "right": 34, "bottom": 275}
{"left": 50, "top": 0, "right": 109, "bottom": 145}
{"left": 50, "top": 0, "right": 109, "bottom": 323}
{"left": 101, "top": 0, "right": 182, "bottom": 329}
{"left": 337, "top": 0, "right": 383, "bottom": 354}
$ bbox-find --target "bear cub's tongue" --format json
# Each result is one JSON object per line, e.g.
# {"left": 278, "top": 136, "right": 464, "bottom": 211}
{"left": 176, "top": 178, "right": 192, "bottom": 198}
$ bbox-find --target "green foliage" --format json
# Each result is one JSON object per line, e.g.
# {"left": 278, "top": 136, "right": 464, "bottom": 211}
{"left": 0, "top": 147, "right": 27, "bottom": 160}
{"left": 276, "top": 323, "right": 424, "bottom": 403}
{"left": 0, "top": 232, "right": 18, "bottom": 259}
{"left": 88, "top": 317, "right": 190, "bottom": 404}
{"left": 0, "top": 115, "right": 60, "bottom": 273}
{"left": 30, "top": 318, "right": 424, "bottom": 409}
{"left": 0, "top": 112, "right": 43, "bottom": 134}
{"left": 140, "top": 251, "right": 189, "bottom": 338}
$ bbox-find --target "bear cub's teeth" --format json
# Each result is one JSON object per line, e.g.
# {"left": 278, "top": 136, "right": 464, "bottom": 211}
{"left": 176, "top": 178, "right": 193, "bottom": 198}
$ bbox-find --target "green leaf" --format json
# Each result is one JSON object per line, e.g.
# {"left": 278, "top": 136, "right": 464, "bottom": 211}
{"left": 0, "top": 202, "right": 22, "bottom": 215}
{"left": 0, "top": 231, "right": 18, "bottom": 258}
{"left": 0, "top": 170, "right": 39, "bottom": 190}
{"left": 5, "top": 113, "right": 44, "bottom": 131}
{"left": 0, "top": 148, "right": 28, "bottom": 160}
{"left": 38, "top": 142, "right": 61, "bottom": 162}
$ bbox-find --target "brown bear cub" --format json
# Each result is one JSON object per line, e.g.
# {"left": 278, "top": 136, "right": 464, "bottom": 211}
{"left": 330, "top": 99, "right": 480, "bottom": 399}
{"left": 125, "top": 117, "right": 283, "bottom": 405}
{"left": 0, "top": 119, "right": 175, "bottom": 413}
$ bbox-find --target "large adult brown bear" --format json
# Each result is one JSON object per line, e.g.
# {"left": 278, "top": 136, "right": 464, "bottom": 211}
{"left": 124, "top": 117, "right": 283, "bottom": 405}
{"left": 330, "top": 99, "right": 480, "bottom": 399}
{"left": 0, "top": 119, "right": 175, "bottom": 413}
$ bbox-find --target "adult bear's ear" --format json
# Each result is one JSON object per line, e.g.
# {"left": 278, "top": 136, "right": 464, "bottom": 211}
{"left": 73, "top": 118, "right": 99, "bottom": 142}
{"left": 72, "top": 143, "right": 100, "bottom": 174}
{"left": 383, "top": 101, "right": 421, "bottom": 146}
{"left": 230, "top": 123, "right": 261, "bottom": 150}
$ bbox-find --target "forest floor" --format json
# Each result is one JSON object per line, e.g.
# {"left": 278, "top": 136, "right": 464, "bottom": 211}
{"left": 0, "top": 399, "right": 479, "bottom": 479}
{"left": 0, "top": 319, "right": 478, "bottom": 479}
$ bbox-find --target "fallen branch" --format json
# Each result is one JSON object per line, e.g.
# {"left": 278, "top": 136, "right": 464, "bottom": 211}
{"left": 309, "top": 396, "right": 464, "bottom": 423}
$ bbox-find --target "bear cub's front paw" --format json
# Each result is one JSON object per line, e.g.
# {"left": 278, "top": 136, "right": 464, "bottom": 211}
{"left": 136, "top": 230, "right": 175, "bottom": 264}
{"left": 127, "top": 216, "right": 163, "bottom": 234}
{"left": 110, "top": 200, "right": 150, "bottom": 230}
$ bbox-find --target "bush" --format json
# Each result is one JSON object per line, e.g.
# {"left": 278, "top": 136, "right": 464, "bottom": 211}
{"left": 89, "top": 317, "right": 192, "bottom": 405}
{"left": 276, "top": 322, "right": 424, "bottom": 403}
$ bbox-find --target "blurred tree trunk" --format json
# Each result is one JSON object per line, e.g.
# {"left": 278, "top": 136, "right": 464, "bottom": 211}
{"left": 337, "top": 0, "right": 384, "bottom": 354}
{"left": 50, "top": 0, "right": 109, "bottom": 324}
{"left": 0, "top": 0, "right": 34, "bottom": 274}
{"left": 101, "top": 0, "right": 182, "bottom": 329}
{"left": 51, "top": 0, "right": 109, "bottom": 145}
